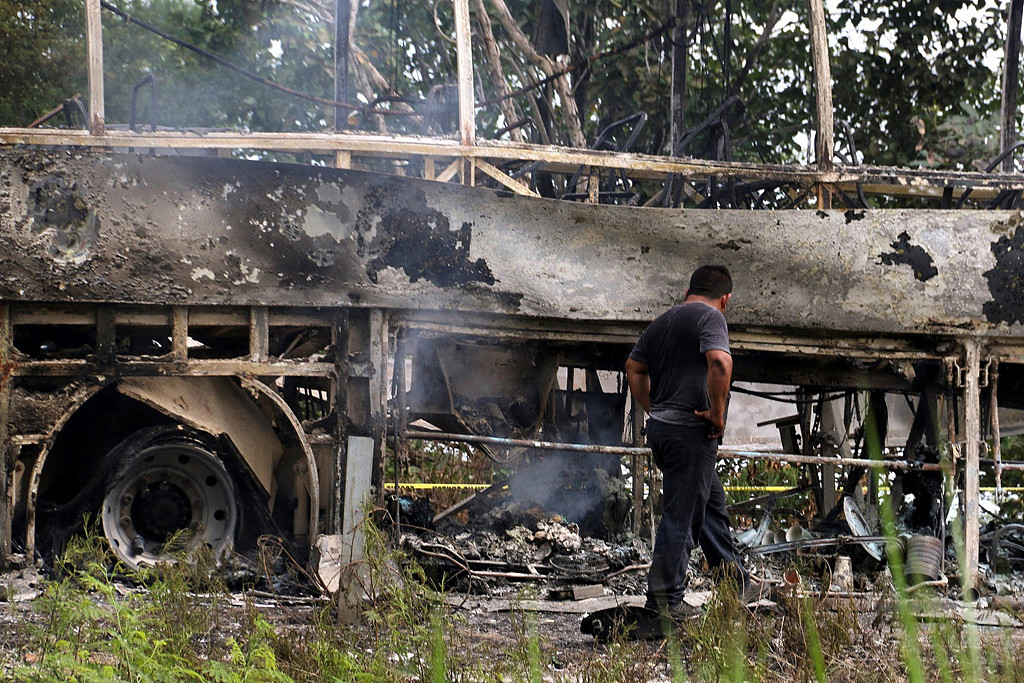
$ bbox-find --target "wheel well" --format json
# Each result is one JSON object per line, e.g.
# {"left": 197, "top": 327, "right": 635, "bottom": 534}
{"left": 39, "top": 386, "right": 176, "bottom": 505}
{"left": 34, "top": 381, "right": 306, "bottom": 562}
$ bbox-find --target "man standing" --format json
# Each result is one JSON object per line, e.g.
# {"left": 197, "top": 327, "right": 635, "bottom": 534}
{"left": 625, "top": 264, "right": 754, "bottom": 616}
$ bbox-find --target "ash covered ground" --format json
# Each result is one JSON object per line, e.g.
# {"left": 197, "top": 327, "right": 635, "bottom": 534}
{"left": 4, "top": 504, "right": 1024, "bottom": 681}
{"left": 5, "top": 464, "right": 1024, "bottom": 680}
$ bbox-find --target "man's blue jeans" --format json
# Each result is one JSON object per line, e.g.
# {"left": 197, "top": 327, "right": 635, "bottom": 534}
{"left": 646, "top": 418, "right": 749, "bottom": 608}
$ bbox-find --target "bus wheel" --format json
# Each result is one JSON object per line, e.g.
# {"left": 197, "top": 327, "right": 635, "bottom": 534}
{"left": 100, "top": 429, "right": 238, "bottom": 569}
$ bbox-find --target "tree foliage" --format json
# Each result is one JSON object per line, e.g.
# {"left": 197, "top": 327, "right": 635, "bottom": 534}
{"left": 0, "top": 0, "right": 1010, "bottom": 171}
{"left": 830, "top": 0, "right": 1003, "bottom": 169}
{"left": 0, "top": 0, "right": 86, "bottom": 126}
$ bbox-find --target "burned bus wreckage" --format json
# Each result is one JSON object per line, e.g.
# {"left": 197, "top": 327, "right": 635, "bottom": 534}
{"left": 1, "top": 145, "right": 1024, "bottom": 600}
{"left": 4, "top": 0, "right": 1024, "bottom": 615}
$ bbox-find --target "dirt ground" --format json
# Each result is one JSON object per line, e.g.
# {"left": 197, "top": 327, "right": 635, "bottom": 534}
{"left": 6, "top": 525, "right": 1024, "bottom": 683}
{"left": 4, "top": 557, "right": 1024, "bottom": 683}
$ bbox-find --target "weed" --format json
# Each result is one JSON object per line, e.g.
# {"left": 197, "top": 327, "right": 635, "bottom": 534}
{"left": 799, "top": 595, "right": 826, "bottom": 682}
{"left": 663, "top": 627, "right": 689, "bottom": 683}
{"left": 577, "top": 637, "right": 661, "bottom": 683}
{"left": 17, "top": 509, "right": 1024, "bottom": 682}
{"left": 425, "top": 608, "right": 447, "bottom": 683}
{"left": 673, "top": 579, "right": 774, "bottom": 681}
{"left": 18, "top": 526, "right": 288, "bottom": 681}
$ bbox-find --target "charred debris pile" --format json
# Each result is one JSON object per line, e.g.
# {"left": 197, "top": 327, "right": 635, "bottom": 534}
{"left": 388, "top": 453, "right": 652, "bottom": 598}
{"left": 383, "top": 379, "right": 1024, "bottom": 607}
{"left": 383, "top": 462, "right": 903, "bottom": 603}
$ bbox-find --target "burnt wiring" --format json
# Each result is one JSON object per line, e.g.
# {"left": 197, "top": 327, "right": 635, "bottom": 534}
{"left": 731, "top": 386, "right": 848, "bottom": 404}
{"left": 476, "top": 20, "right": 675, "bottom": 109}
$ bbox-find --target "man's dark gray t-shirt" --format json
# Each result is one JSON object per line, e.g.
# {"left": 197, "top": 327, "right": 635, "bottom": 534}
{"left": 629, "top": 302, "right": 730, "bottom": 427}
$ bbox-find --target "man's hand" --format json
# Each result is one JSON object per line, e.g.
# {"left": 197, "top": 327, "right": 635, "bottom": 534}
{"left": 694, "top": 409, "right": 726, "bottom": 439}
{"left": 702, "top": 349, "right": 732, "bottom": 439}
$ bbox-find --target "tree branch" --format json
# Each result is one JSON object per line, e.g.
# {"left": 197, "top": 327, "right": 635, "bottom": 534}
{"left": 487, "top": 0, "right": 585, "bottom": 147}
{"left": 488, "top": 0, "right": 549, "bottom": 68}
{"left": 505, "top": 54, "right": 551, "bottom": 145}
{"left": 473, "top": 0, "right": 524, "bottom": 141}
{"left": 734, "top": 1, "right": 784, "bottom": 93}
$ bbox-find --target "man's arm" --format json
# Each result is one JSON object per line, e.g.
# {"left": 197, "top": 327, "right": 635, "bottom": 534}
{"left": 694, "top": 349, "right": 732, "bottom": 438}
{"left": 625, "top": 358, "right": 651, "bottom": 414}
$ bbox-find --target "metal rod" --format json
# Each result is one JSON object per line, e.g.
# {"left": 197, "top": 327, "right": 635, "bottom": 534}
{"left": 980, "top": 458, "right": 1024, "bottom": 471}
{"left": 991, "top": 360, "right": 1003, "bottom": 499}
{"left": 1003, "top": 0, "right": 1024, "bottom": 172}
{"left": 402, "top": 430, "right": 945, "bottom": 471}
{"left": 670, "top": 0, "right": 690, "bottom": 155}
{"left": 750, "top": 534, "right": 892, "bottom": 556}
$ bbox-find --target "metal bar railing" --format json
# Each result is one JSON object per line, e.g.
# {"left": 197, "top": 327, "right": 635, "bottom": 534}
{"left": 402, "top": 429, "right": 946, "bottom": 471}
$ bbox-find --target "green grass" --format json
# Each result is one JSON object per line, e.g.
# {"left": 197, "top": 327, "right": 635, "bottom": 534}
{"left": 11, "top": 515, "right": 1024, "bottom": 682}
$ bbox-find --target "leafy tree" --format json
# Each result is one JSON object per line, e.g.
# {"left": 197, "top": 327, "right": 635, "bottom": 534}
{"left": 0, "top": 0, "right": 1009, "bottom": 176}
{"left": 830, "top": 0, "right": 1002, "bottom": 169}
{"left": 101, "top": 0, "right": 332, "bottom": 132}
{"left": 0, "top": 0, "right": 86, "bottom": 126}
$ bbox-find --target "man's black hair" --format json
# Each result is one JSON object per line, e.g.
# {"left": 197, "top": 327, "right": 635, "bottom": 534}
{"left": 687, "top": 265, "right": 733, "bottom": 298}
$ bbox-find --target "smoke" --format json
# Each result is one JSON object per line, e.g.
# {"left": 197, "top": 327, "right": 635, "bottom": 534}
{"left": 506, "top": 452, "right": 627, "bottom": 539}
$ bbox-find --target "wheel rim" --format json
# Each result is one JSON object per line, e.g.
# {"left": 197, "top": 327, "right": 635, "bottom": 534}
{"left": 101, "top": 439, "right": 237, "bottom": 568}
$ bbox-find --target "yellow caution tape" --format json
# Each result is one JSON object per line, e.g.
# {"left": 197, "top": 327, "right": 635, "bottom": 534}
{"left": 723, "top": 486, "right": 794, "bottom": 492}
{"left": 385, "top": 483, "right": 1024, "bottom": 495}
{"left": 385, "top": 483, "right": 495, "bottom": 489}
{"left": 384, "top": 483, "right": 792, "bottom": 492}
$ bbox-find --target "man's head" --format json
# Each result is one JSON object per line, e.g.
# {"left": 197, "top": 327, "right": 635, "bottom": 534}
{"left": 684, "top": 265, "right": 733, "bottom": 310}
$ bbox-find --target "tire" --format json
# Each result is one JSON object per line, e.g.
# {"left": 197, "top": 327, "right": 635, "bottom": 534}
{"left": 100, "top": 427, "right": 238, "bottom": 569}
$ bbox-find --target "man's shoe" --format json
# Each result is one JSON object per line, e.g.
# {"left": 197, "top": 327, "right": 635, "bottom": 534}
{"left": 644, "top": 599, "right": 702, "bottom": 621}
{"left": 665, "top": 601, "right": 703, "bottom": 620}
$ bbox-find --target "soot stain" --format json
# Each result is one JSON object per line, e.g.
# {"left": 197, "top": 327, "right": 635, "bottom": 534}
{"left": 358, "top": 187, "right": 496, "bottom": 288}
{"left": 715, "top": 238, "right": 749, "bottom": 251}
{"left": 28, "top": 174, "right": 100, "bottom": 263}
{"left": 983, "top": 226, "right": 1024, "bottom": 325}
{"left": 879, "top": 231, "right": 937, "bottom": 282}
{"left": 844, "top": 209, "right": 865, "bottom": 224}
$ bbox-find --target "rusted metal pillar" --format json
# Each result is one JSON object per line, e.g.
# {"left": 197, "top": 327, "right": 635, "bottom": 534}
{"left": 630, "top": 398, "right": 646, "bottom": 536}
{"left": 171, "top": 306, "right": 188, "bottom": 363}
{"left": 368, "top": 311, "right": 389, "bottom": 483}
{"left": 393, "top": 335, "right": 407, "bottom": 536}
{"left": 963, "top": 340, "right": 981, "bottom": 591}
{"left": 670, "top": 0, "right": 691, "bottom": 154}
{"left": 329, "top": 309, "right": 350, "bottom": 534}
{"left": 0, "top": 302, "right": 11, "bottom": 564}
{"left": 335, "top": 309, "right": 387, "bottom": 552}
{"left": 819, "top": 398, "right": 849, "bottom": 513}
{"left": 1001, "top": 0, "right": 1024, "bottom": 171}
{"left": 249, "top": 306, "right": 269, "bottom": 362}
{"left": 807, "top": 0, "right": 833, "bottom": 208}
{"left": 334, "top": 0, "right": 351, "bottom": 131}
{"left": 86, "top": 0, "right": 105, "bottom": 135}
